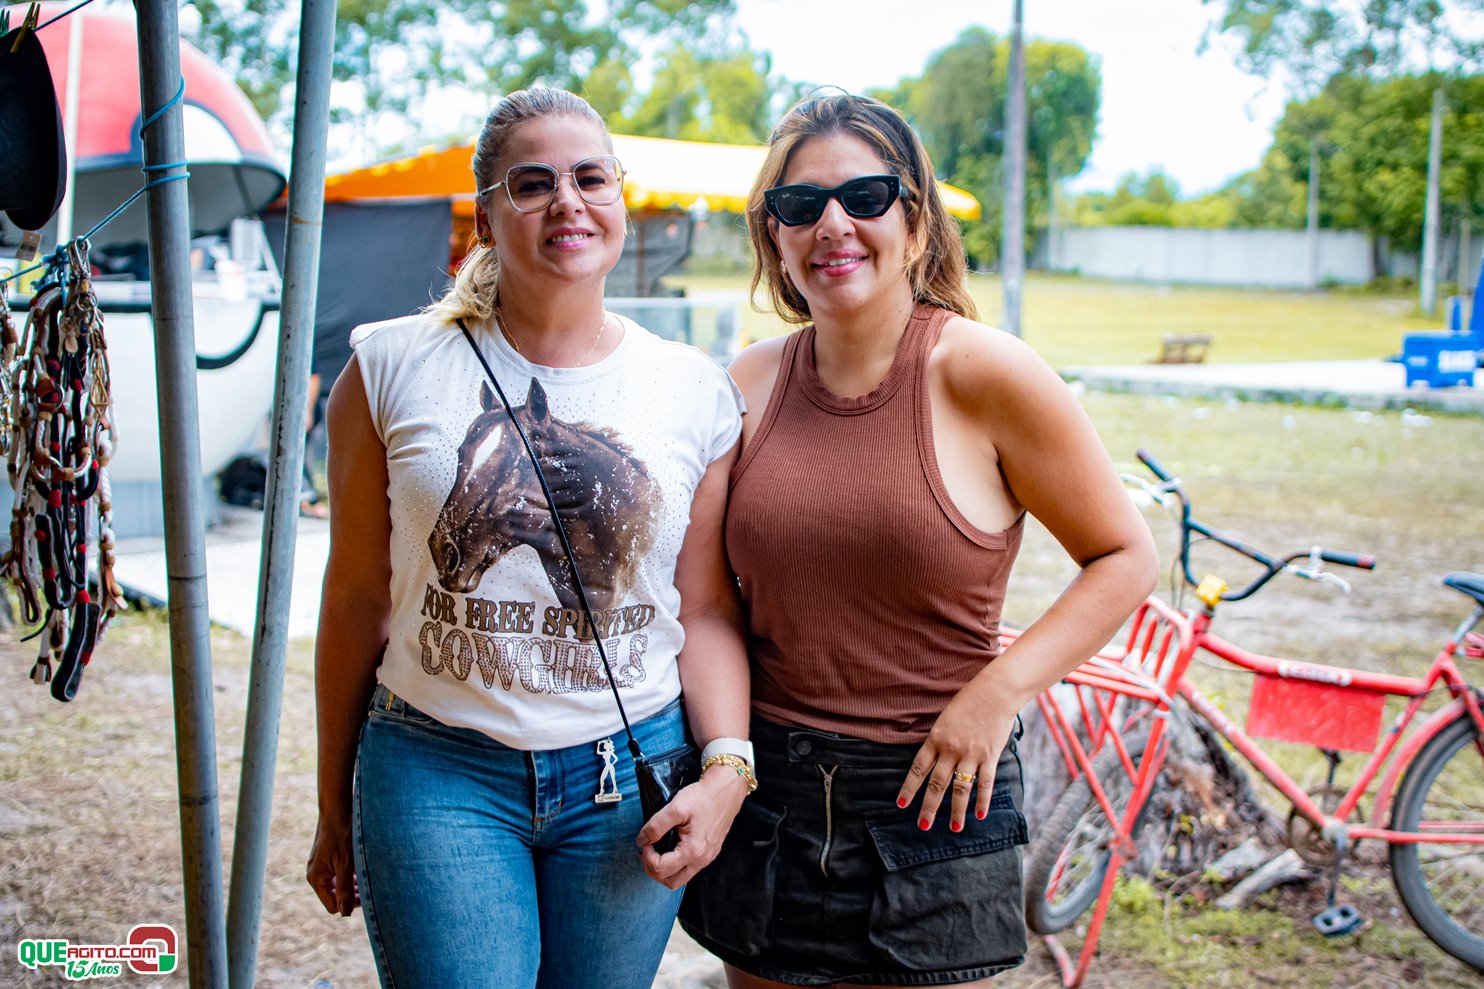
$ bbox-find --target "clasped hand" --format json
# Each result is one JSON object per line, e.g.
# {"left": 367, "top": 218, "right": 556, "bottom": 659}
{"left": 636, "top": 767, "right": 749, "bottom": 889}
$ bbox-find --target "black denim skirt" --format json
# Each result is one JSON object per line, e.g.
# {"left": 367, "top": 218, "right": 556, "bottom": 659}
{"left": 679, "top": 717, "right": 1029, "bottom": 986}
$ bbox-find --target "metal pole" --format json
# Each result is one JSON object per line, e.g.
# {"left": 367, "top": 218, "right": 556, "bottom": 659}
{"left": 1420, "top": 85, "right": 1444, "bottom": 316}
{"left": 1460, "top": 219, "right": 1472, "bottom": 300}
{"left": 226, "top": 0, "right": 336, "bottom": 983}
{"left": 1047, "top": 154, "right": 1057, "bottom": 271}
{"left": 1305, "top": 145, "right": 1320, "bottom": 290}
{"left": 133, "top": 2, "right": 228, "bottom": 986}
{"left": 1002, "top": 0, "right": 1026, "bottom": 338}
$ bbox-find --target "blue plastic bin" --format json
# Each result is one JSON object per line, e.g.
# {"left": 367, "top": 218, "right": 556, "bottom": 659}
{"left": 1402, "top": 333, "right": 1477, "bottom": 388}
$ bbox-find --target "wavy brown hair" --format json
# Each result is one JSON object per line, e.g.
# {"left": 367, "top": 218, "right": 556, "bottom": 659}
{"left": 747, "top": 93, "right": 975, "bottom": 325}
{"left": 426, "top": 88, "right": 613, "bottom": 325}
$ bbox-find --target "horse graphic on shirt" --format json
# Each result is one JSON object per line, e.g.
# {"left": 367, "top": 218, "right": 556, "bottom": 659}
{"left": 428, "top": 378, "right": 659, "bottom": 613}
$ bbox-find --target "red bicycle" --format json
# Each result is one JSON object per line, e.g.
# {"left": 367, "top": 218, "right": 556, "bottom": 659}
{"left": 1016, "top": 449, "right": 1484, "bottom": 986}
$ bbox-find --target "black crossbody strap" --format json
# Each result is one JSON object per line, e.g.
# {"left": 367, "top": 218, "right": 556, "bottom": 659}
{"left": 457, "top": 320, "right": 646, "bottom": 762}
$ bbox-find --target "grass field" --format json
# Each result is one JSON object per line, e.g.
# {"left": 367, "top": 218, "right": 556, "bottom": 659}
{"left": 668, "top": 271, "right": 1445, "bottom": 368}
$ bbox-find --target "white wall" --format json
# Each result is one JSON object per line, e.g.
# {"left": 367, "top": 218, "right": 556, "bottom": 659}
{"left": 1047, "top": 226, "right": 1378, "bottom": 287}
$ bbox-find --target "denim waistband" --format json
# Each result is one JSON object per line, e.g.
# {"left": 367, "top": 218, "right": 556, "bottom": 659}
{"left": 369, "top": 682, "right": 684, "bottom": 754}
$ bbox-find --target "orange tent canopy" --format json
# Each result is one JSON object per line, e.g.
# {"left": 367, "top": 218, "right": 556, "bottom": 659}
{"left": 322, "top": 133, "right": 982, "bottom": 221}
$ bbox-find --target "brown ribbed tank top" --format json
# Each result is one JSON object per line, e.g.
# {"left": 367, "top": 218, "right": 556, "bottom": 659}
{"left": 727, "top": 304, "right": 1025, "bottom": 743}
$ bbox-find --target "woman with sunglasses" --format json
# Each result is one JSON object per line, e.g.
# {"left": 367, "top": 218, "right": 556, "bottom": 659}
{"left": 307, "top": 88, "right": 753, "bottom": 989}
{"left": 678, "top": 94, "right": 1158, "bottom": 987}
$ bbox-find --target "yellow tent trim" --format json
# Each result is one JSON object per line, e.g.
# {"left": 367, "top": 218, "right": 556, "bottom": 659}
{"left": 323, "top": 133, "right": 981, "bottom": 221}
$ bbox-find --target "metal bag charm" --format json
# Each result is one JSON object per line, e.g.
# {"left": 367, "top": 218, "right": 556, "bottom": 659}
{"left": 594, "top": 738, "right": 622, "bottom": 804}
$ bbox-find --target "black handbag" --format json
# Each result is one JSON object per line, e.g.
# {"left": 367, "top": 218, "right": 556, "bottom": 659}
{"left": 636, "top": 743, "right": 701, "bottom": 851}
{"left": 459, "top": 321, "right": 695, "bottom": 852}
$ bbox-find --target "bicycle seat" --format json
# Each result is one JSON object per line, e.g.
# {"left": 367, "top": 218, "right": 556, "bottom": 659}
{"left": 1443, "top": 572, "right": 1484, "bottom": 607}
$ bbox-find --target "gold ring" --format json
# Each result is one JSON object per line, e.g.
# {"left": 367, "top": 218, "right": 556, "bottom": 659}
{"left": 953, "top": 771, "right": 975, "bottom": 784}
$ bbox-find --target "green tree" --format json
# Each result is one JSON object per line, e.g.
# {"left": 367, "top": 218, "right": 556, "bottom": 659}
{"left": 1205, "top": 1, "right": 1484, "bottom": 279}
{"left": 698, "top": 50, "right": 775, "bottom": 144}
{"left": 1204, "top": 0, "right": 1484, "bottom": 94}
{"left": 1170, "top": 193, "right": 1239, "bottom": 228}
{"left": 906, "top": 27, "right": 1003, "bottom": 178}
{"left": 1068, "top": 71, "right": 1484, "bottom": 240}
{"left": 185, "top": 0, "right": 297, "bottom": 122}
{"left": 1074, "top": 170, "right": 1179, "bottom": 226}
{"left": 884, "top": 27, "right": 1100, "bottom": 267}
{"left": 183, "top": 0, "right": 736, "bottom": 156}
{"left": 1262, "top": 73, "right": 1484, "bottom": 246}
{"left": 616, "top": 44, "right": 775, "bottom": 144}
{"left": 1219, "top": 149, "right": 1309, "bottom": 228}
{"left": 583, "top": 56, "right": 635, "bottom": 124}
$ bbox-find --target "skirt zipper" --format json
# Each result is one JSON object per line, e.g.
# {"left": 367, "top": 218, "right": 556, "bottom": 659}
{"left": 818, "top": 765, "right": 838, "bottom": 877}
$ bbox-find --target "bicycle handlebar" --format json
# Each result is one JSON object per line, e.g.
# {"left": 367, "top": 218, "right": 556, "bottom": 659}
{"left": 1133, "top": 448, "right": 1376, "bottom": 603}
{"left": 1318, "top": 549, "right": 1377, "bottom": 570}
{"left": 1136, "top": 447, "right": 1174, "bottom": 483}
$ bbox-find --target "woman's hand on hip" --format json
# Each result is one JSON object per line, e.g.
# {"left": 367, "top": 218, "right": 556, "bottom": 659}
{"left": 637, "top": 765, "right": 749, "bottom": 889}
{"left": 897, "top": 684, "right": 1021, "bottom": 834}
{"left": 306, "top": 808, "right": 359, "bottom": 917}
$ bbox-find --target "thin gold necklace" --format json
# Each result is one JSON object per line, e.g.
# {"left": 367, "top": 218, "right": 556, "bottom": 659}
{"left": 495, "top": 306, "right": 608, "bottom": 366}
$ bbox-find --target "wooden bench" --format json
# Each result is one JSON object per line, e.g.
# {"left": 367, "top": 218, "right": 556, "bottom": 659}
{"left": 1148, "top": 332, "right": 1213, "bottom": 364}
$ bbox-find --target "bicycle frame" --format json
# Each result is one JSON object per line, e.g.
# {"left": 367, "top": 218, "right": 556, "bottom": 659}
{"left": 1022, "top": 597, "right": 1484, "bottom": 987}
{"left": 1024, "top": 448, "right": 1484, "bottom": 985}
{"left": 1186, "top": 611, "right": 1484, "bottom": 845}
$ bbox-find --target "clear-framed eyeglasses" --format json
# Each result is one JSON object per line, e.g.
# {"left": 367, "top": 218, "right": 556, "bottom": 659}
{"left": 477, "top": 155, "right": 626, "bottom": 212}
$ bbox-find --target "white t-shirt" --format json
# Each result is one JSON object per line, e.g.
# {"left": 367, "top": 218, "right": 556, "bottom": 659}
{"left": 350, "top": 311, "right": 743, "bottom": 749}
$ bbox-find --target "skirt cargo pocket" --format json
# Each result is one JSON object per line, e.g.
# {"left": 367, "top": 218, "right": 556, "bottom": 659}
{"left": 864, "top": 782, "right": 1029, "bottom": 973}
{"left": 679, "top": 799, "right": 787, "bottom": 956}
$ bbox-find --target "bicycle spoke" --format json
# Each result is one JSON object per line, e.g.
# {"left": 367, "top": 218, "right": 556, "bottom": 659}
{"left": 1430, "top": 881, "right": 1483, "bottom": 933}
{"left": 1025, "top": 736, "right": 1148, "bottom": 936}
{"left": 1048, "top": 815, "right": 1111, "bottom": 907}
{"left": 1447, "top": 877, "right": 1484, "bottom": 920}
{"left": 1426, "top": 778, "right": 1484, "bottom": 820}
{"left": 1392, "top": 713, "right": 1484, "bottom": 968}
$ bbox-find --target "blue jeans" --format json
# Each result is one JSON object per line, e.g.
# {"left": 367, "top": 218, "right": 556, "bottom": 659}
{"left": 353, "top": 684, "right": 686, "bottom": 989}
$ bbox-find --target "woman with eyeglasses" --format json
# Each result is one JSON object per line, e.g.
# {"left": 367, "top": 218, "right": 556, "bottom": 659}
{"left": 678, "top": 94, "right": 1158, "bottom": 988}
{"left": 306, "top": 88, "right": 753, "bottom": 989}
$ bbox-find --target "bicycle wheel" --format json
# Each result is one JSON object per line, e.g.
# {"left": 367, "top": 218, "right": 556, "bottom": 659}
{"left": 1024, "top": 740, "right": 1146, "bottom": 936}
{"left": 1389, "top": 711, "right": 1484, "bottom": 971}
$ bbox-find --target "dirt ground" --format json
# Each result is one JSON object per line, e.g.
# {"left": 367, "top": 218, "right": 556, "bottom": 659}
{"left": 2, "top": 393, "right": 1482, "bottom": 988}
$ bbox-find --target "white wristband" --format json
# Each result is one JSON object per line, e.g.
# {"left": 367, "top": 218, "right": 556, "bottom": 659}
{"left": 701, "top": 736, "right": 754, "bottom": 774}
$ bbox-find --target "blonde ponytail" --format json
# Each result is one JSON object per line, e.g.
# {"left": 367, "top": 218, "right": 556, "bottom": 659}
{"left": 427, "top": 242, "right": 501, "bottom": 324}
